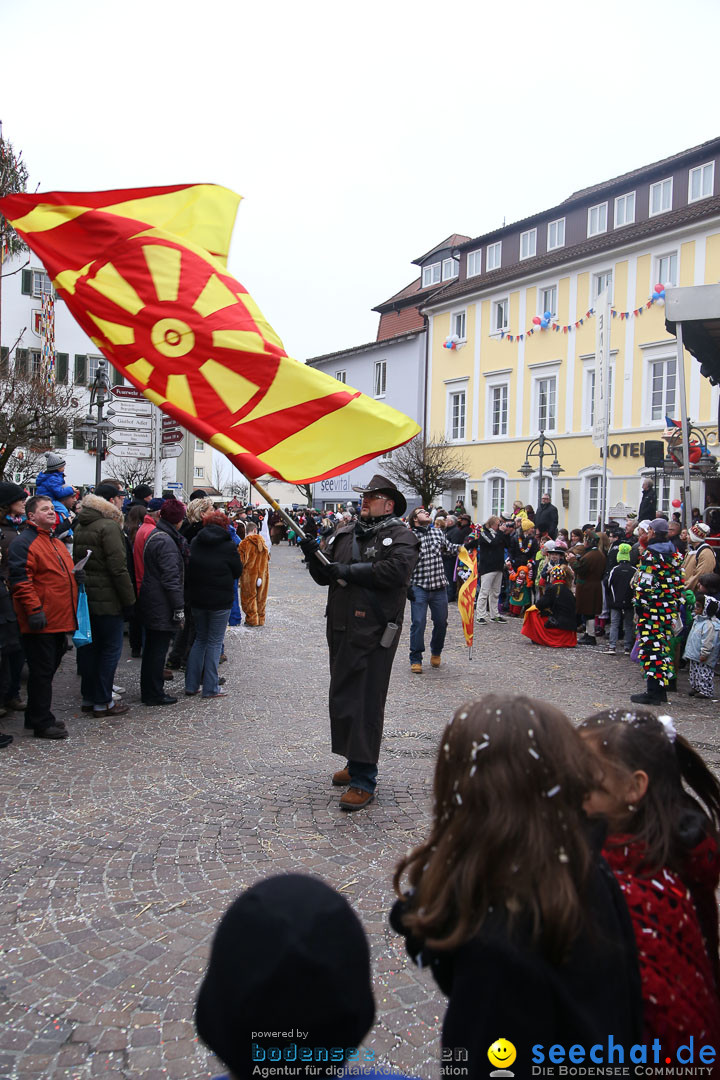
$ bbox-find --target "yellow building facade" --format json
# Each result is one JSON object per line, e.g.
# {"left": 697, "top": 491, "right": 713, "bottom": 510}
{"left": 423, "top": 141, "right": 720, "bottom": 527}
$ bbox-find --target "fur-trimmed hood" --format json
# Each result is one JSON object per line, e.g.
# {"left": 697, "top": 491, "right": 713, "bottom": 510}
{"left": 76, "top": 492, "right": 124, "bottom": 526}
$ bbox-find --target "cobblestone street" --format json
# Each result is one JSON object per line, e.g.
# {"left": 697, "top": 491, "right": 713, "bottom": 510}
{"left": 2, "top": 544, "right": 720, "bottom": 1080}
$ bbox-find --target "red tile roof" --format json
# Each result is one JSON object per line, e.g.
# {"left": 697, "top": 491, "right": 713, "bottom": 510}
{"left": 377, "top": 307, "right": 425, "bottom": 340}
{"left": 412, "top": 233, "right": 471, "bottom": 265}
{"left": 423, "top": 194, "right": 720, "bottom": 309}
{"left": 455, "top": 136, "right": 720, "bottom": 253}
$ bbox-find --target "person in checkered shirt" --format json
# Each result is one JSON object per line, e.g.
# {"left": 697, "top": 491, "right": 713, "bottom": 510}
{"left": 407, "top": 507, "right": 477, "bottom": 673}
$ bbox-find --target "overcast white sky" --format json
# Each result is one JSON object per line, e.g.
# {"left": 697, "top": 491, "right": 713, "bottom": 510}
{"left": 2, "top": 0, "right": 720, "bottom": 365}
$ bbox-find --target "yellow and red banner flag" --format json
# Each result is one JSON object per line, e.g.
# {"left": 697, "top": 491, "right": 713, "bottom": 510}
{"left": 0, "top": 185, "right": 420, "bottom": 483}
{"left": 456, "top": 545, "right": 477, "bottom": 651}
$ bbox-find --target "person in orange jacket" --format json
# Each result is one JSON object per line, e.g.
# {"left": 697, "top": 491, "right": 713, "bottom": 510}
{"left": 238, "top": 521, "right": 270, "bottom": 626}
{"left": 8, "top": 494, "right": 80, "bottom": 739}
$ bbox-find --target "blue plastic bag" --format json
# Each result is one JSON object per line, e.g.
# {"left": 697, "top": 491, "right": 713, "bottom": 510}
{"left": 73, "top": 584, "right": 92, "bottom": 647}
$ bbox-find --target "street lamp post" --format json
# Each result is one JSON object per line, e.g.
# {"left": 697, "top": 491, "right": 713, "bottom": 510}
{"left": 518, "top": 429, "right": 564, "bottom": 505}
{"left": 75, "top": 360, "right": 115, "bottom": 487}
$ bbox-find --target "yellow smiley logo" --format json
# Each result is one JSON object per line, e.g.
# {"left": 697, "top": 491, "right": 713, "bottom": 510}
{"left": 488, "top": 1039, "right": 517, "bottom": 1070}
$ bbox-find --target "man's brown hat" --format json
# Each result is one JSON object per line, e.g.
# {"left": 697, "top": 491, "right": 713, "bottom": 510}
{"left": 351, "top": 473, "right": 407, "bottom": 516}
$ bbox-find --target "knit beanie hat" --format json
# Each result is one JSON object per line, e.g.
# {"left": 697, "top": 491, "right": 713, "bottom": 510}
{"left": 133, "top": 484, "right": 153, "bottom": 500}
{"left": 617, "top": 543, "right": 632, "bottom": 562}
{"left": 195, "top": 875, "right": 375, "bottom": 1079}
{"left": 690, "top": 522, "right": 711, "bottom": 545}
{"left": 159, "top": 499, "right": 187, "bottom": 524}
{"left": 189, "top": 489, "right": 207, "bottom": 501}
{"left": 0, "top": 481, "right": 27, "bottom": 507}
{"left": 44, "top": 451, "right": 66, "bottom": 472}
{"left": 520, "top": 518, "right": 534, "bottom": 533}
{"left": 147, "top": 498, "right": 164, "bottom": 511}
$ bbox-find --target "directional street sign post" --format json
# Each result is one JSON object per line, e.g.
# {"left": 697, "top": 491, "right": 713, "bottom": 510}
{"left": 161, "top": 430, "right": 184, "bottom": 445}
{"left": 160, "top": 444, "right": 183, "bottom": 459}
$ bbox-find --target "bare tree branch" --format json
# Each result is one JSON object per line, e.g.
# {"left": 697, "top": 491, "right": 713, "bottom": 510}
{"left": 0, "top": 353, "right": 81, "bottom": 480}
{"left": 379, "top": 433, "right": 468, "bottom": 508}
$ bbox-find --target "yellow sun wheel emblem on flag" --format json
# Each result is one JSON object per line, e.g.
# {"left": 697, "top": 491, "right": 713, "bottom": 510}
{"left": 151, "top": 318, "right": 195, "bottom": 358}
{"left": 75, "top": 237, "right": 283, "bottom": 421}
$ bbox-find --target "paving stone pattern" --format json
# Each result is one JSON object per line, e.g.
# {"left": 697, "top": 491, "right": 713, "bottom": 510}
{"left": 1, "top": 545, "right": 719, "bottom": 1079}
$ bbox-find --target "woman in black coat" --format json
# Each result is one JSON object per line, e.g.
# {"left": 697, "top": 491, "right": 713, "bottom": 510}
{"left": 184, "top": 511, "right": 242, "bottom": 699}
{"left": 138, "top": 500, "right": 188, "bottom": 706}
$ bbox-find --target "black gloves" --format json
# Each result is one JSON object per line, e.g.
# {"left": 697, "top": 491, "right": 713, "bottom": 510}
{"left": 73, "top": 566, "right": 87, "bottom": 586}
{"left": 327, "top": 562, "right": 352, "bottom": 581}
{"left": 28, "top": 610, "right": 47, "bottom": 631}
{"left": 299, "top": 537, "right": 319, "bottom": 558}
{"left": 464, "top": 535, "right": 479, "bottom": 551}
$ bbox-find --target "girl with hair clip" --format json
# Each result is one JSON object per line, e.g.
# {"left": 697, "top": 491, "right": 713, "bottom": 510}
{"left": 579, "top": 708, "right": 720, "bottom": 1054}
{"left": 683, "top": 595, "right": 720, "bottom": 701}
{"left": 390, "top": 695, "right": 642, "bottom": 1075}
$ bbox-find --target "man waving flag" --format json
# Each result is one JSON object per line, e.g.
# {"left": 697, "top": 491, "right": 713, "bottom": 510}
{"left": 0, "top": 185, "right": 420, "bottom": 483}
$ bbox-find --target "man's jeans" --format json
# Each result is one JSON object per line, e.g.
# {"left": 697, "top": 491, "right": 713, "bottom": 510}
{"left": 185, "top": 608, "right": 231, "bottom": 696}
{"left": 348, "top": 760, "right": 379, "bottom": 795}
{"left": 78, "top": 613, "right": 124, "bottom": 707}
{"left": 610, "top": 607, "right": 635, "bottom": 649}
{"left": 410, "top": 585, "right": 448, "bottom": 664}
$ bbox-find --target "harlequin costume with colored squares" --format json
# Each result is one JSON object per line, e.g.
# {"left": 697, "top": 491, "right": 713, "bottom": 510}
{"left": 508, "top": 564, "right": 533, "bottom": 616}
{"left": 633, "top": 546, "right": 684, "bottom": 685}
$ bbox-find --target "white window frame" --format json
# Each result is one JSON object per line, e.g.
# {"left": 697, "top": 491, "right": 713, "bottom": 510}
{"left": 467, "top": 249, "right": 482, "bottom": 277}
{"left": 592, "top": 270, "right": 614, "bottom": 301}
{"left": 655, "top": 250, "right": 678, "bottom": 288}
{"left": 587, "top": 203, "right": 608, "bottom": 237}
{"left": 442, "top": 258, "right": 459, "bottom": 281}
{"left": 483, "top": 470, "right": 508, "bottom": 520}
{"left": 486, "top": 241, "right": 502, "bottom": 271}
{"left": 29, "top": 348, "right": 43, "bottom": 378}
{"left": 520, "top": 228, "right": 537, "bottom": 260}
{"left": 194, "top": 466, "right": 204, "bottom": 479}
{"left": 373, "top": 360, "right": 387, "bottom": 398}
{"left": 195, "top": 439, "right": 204, "bottom": 451}
{"left": 533, "top": 372, "right": 558, "bottom": 434}
{"left": 335, "top": 369, "right": 347, "bottom": 383}
{"left": 689, "top": 162, "right": 714, "bottom": 203}
{"left": 87, "top": 354, "right": 104, "bottom": 384}
{"left": 614, "top": 191, "right": 636, "bottom": 228}
{"left": 649, "top": 177, "right": 673, "bottom": 217}
{"left": 491, "top": 297, "right": 509, "bottom": 334}
{"left": 452, "top": 310, "right": 467, "bottom": 341}
{"left": 490, "top": 475, "right": 506, "bottom": 518}
{"left": 446, "top": 379, "right": 468, "bottom": 443}
{"left": 488, "top": 381, "right": 509, "bottom": 438}
{"left": 32, "top": 269, "right": 53, "bottom": 298}
{"left": 583, "top": 360, "right": 615, "bottom": 431}
{"left": 547, "top": 218, "right": 565, "bottom": 250}
{"left": 538, "top": 283, "right": 558, "bottom": 319}
{"left": 586, "top": 474, "right": 602, "bottom": 524}
{"left": 648, "top": 357, "right": 677, "bottom": 423}
{"left": 422, "top": 262, "right": 441, "bottom": 287}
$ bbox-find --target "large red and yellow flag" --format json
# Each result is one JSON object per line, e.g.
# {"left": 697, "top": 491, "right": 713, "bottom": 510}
{"left": 0, "top": 185, "right": 420, "bottom": 482}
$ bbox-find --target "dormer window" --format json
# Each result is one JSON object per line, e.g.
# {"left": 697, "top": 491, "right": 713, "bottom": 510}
{"left": 442, "top": 258, "right": 459, "bottom": 281}
{"left": 422, "top": 262, "right": 441, "bottom": 287}
{"left": 520, "top": 229, "right": 537, "bottom": 260}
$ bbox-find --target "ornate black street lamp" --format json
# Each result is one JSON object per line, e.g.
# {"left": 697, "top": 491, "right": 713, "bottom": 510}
{"left": 518, "top": 429, "right": 564, "bottom": 504}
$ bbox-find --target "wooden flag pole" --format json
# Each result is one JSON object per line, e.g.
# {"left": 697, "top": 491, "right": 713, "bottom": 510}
{"left": 245, "top": 475, "right": 335, "bottom": 571}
